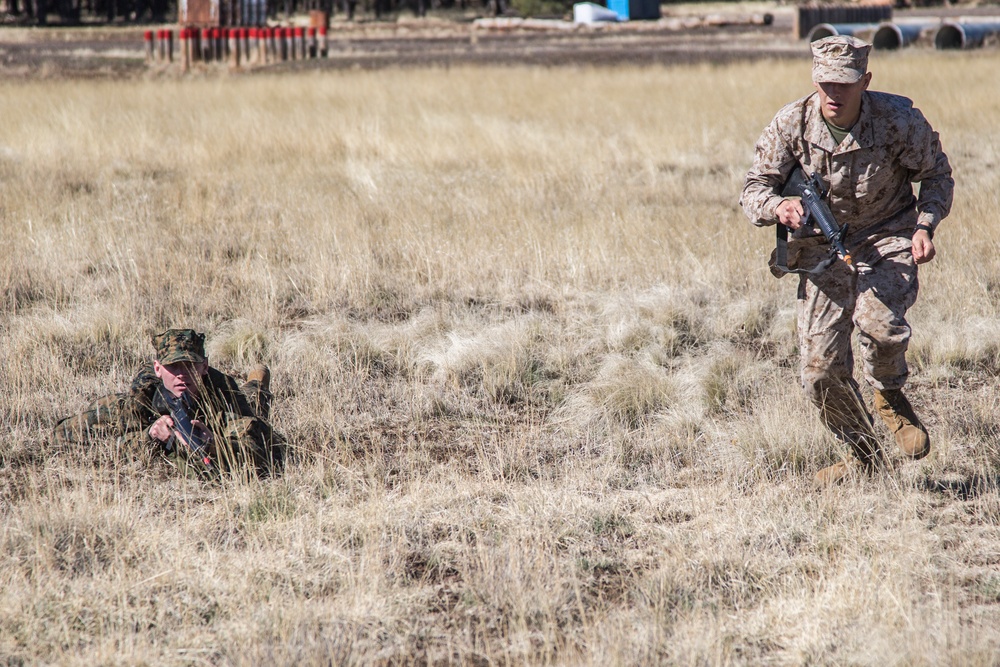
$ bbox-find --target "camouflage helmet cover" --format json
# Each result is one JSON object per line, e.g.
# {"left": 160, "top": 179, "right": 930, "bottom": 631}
{"left": 153, "top": 329, "right": 207, "bottom": 365}
{"left": 811, "top": 36, "right": 871, "bottom": 84}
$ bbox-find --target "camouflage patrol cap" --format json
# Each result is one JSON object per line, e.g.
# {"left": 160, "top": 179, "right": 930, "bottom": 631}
{"left": 811, "top": 36, "right": 871, "bottom": 84}
{"left": 152, "top": 329, "right": 207, "bottom": 365}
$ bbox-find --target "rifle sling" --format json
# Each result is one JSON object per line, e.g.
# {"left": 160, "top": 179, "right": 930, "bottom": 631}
{"left": 773, "top": 222, "right": 836, "bottom": 276}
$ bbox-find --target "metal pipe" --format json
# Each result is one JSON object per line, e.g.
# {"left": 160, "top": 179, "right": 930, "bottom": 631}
{"left": 872, "top": 22, "right": 930, "bottom": 50}
{"left": 935, "top": 21, "right": 1000, "bottom": 49}
{"left": 807, "top": 22, "right": 879, "bottom": 42}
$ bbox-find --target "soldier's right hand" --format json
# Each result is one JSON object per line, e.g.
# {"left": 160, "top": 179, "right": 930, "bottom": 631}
{"left": 776, "top": 198, "right": 806, "bottom": 230}
{"left": 149, "top": 415, "right": 175, "bottom": 443}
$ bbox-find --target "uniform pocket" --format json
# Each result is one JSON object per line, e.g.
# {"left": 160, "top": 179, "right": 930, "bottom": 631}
{"left": 853, "top": 151, "right": 895, "bottom": 200}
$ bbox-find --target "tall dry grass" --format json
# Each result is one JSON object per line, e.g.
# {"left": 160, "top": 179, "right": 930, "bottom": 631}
{"left": 2, "top": 49, "right": 1000, "bottom": 665}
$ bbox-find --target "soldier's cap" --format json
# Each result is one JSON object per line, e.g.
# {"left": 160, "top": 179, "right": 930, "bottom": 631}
{"left": 153, "top": 329, "right": 207, "bottom": 365}
{"left": 811, "top": 35, "right": 871, "bottom": 84}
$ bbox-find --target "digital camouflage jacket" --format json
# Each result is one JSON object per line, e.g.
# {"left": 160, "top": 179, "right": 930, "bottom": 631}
{"left": 741, "top": 90, "right": 953, "bottom": 243}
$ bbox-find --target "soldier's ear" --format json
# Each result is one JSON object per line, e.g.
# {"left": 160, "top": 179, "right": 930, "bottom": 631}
{"left": 153, "top": 360, "right": 164, "bottom": 378}
{"left": 861, "top": 72, "right": 872, "bottom": 90}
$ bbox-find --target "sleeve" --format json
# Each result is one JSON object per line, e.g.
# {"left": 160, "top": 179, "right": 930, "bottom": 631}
{"left": 902, "top": 108, "right": 954, "bottom": 233}
{"left": 120, "top": 364, "right": 162, "bottom": 433}
{"left": 740, "top": 117, "right": 800, "bottom": 227}
{"left": 207, "top": 368, "right": 259, "bottom": 420}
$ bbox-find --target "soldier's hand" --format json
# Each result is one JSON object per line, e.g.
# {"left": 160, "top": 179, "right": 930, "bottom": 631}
{"left": 149, "top": 415, "right": 175, "bottom": 443}
{"left": 912, "top": 230, "right": 936, "bottom": 265}
{"left": 776, "top": 198, "right": 806, "bottom": 230}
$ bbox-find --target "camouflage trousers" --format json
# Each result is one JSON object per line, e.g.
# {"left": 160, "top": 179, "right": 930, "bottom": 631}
{"left": 796, "top": 234, "right": 918, "bottom": 458}
{"left": 53, "top": 378, "right": 282, "bottom": 476}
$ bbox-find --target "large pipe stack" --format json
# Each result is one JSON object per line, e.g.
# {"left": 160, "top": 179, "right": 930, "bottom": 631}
{"left": 796, "top": 4, "right": 892, "bottom": 39}
{"left": 806, "top": 22, "right": 879, "bottom": 42}
{"left": 935, "top": 21, "right": 1000, "bottom": 49}
{"left": 871, "top": 22, "right": 933, "bottom": 50}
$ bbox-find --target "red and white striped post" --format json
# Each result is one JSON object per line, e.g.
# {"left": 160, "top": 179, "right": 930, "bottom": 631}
{"left": 144, "top": 30, "right": 154, "bottom": 63}
{"left": 294, "top": 27, "right": 304, "bottom": 60}
{"left": 307, "top": 27, "right": 316, "bottom": 58}
{"left": 211, "top": 27, "right": 221, "bottom": 61}
{"left": 202, "top": 27, "right": 212, "bottom": 61}
{"left": 319, "top": 25, "right": 328, "bottom": 58}
{"left": 248, "top": 27, "right": 258, "bottom": 65}
{"left": 166, "top": 29, "right": 174, "bottom": 63}
{"left": 179, "top": 27, "right": 189, "bottom": 70}
{"left": 276, "top": 27, "right": 285, "bottom": 61}
{"left": 241, "top": 27, "right": 250, "bottom": 63}
{"left": 259, "top": 27, "right": 269, "bottom": 64}
{"left": 228, "top": 27, "right": 239, "bottom": 67}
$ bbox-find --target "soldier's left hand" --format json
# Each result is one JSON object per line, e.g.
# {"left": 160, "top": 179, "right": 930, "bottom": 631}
{"left": 912, "top": 230, "right": 936, "bottom": 264}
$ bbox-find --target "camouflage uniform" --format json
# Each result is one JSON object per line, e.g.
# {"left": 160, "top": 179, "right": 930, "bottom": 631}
{"left": 741, "top": 39, "right": 953, "bottom": 462}
{"left": 54, "top": 330, "right": 284, "bottom": 477}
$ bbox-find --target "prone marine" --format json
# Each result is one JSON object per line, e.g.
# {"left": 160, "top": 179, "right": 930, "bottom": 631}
{"left": 54, "top": 328, "right": 284, "bottom": 477}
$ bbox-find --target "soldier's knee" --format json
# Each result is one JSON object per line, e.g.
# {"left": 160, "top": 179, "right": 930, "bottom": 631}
{"left": 802, "top": 367, "right": 837, "bottom": 403}
{"left": 802, "top": 369, "right": 862, "bottom": 411}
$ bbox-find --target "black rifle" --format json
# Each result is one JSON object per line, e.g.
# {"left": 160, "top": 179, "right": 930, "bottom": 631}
{"left": 158, "top": 388, "right": 213, "bottom": 469}
{"left": 773, "top": 168, "right": 863, "bottom": 276}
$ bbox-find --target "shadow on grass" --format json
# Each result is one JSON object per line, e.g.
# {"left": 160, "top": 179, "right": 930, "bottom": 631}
{"left": 919, "top": 475, "right": 1000, "bottom": 501}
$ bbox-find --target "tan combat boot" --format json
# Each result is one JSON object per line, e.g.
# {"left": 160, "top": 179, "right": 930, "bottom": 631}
{"left": 813, "top": 460, "right": 853, "bottom": 488}
{"left": 813, "top": 430, "right": 884, "bottom": 489}
{"left": 874, "top": 388, "right": 929, "bottom": 459}
{"left": 247, "top": 365, "right": 271, "bottom": 393}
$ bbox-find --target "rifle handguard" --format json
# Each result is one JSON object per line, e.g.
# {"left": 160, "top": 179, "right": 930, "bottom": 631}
{"left": 772, "top": 168, "right": 863, "bottom": 276}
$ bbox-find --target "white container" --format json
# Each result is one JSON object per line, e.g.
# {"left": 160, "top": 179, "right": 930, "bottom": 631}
{"left": 573, "top": 2, "right": 620, "bottom": 24}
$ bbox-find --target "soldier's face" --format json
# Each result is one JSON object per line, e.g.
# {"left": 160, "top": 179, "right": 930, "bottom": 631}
{"left": 154, "top": 360, "right": 208, "bottom": 398}
{"left": 814, "top": 72, "right": 871, "bottom": 128}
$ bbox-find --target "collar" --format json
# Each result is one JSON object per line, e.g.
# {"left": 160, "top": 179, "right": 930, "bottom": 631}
{"left": 804, "top": 91, "right": 875, "bottom": 154}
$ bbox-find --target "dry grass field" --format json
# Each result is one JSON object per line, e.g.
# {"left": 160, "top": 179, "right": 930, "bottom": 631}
{"left": 2, "top": 50, "right": 1000, "bottom": 665}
